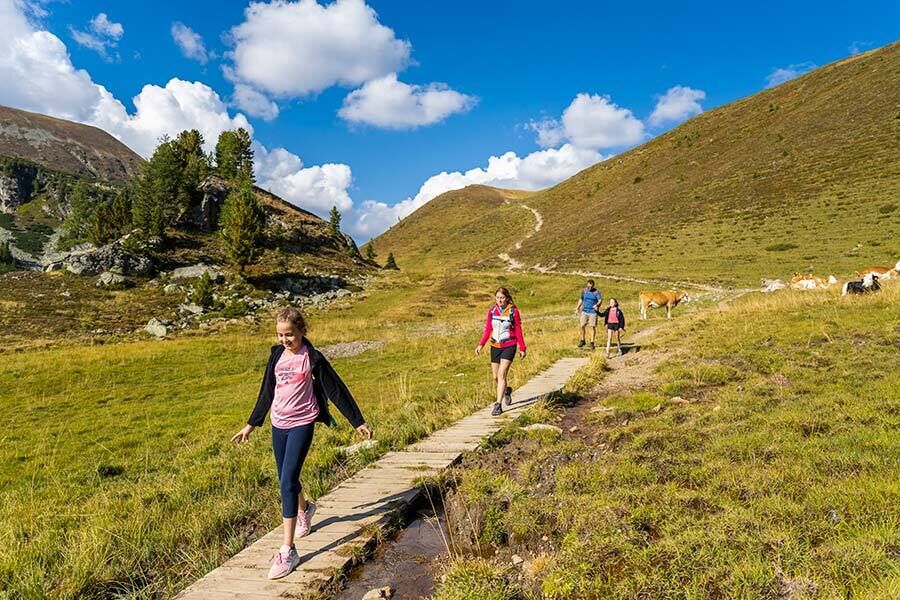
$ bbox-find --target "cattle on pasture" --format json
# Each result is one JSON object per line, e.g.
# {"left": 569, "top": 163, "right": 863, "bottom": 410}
{"left": 789, "top": 274, "right": 838, "bottom": 290}
{"left": 760, "top": 278, "right": 788, "bottom": 293}
{"left": 842, "top": 273, "right": 881, "bottom": 296}
{"left": 639, "top": 290, "right": 690, "bottom": 320}
{"left": 856, "top": 261, "right": 900, "bottom": 281}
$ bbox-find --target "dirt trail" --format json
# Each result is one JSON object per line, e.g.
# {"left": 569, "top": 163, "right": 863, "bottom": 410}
{"left": 498, "top": 202, "right": 544, "bottom": 271}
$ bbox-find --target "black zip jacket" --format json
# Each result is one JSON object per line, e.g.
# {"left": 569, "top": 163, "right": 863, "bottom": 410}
{"left": 247, "top": 339, "right": 365, "bottom": 429}
{"left": 598, "top": 306, "right": 626, "bottom": 329}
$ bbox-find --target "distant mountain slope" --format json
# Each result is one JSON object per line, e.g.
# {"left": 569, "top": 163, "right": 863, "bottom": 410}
{"left": 0, "top": 105, "right": 143, "bottom": 182}
{"left": 373, "top": 42, "right": 900, "bottom": 285}
{"left": 372, "top": 185, "right": 537, "bottom": 271}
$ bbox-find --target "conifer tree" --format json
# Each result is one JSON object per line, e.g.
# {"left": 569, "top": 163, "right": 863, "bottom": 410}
{"left": 329, "top": 206, "right": 341, "bottom": 234}
{"left": 132, "top": 137, "right": 182, "bottom": 237}
{"left": 365, "top": 242, "right": 377, "bottom": 261}
{"left": 215, "top": 128, "right": 254, "bottom": 182}
{"left": 0, "top": 240, "right": 14, "bottom": 266}
{"left": 219, "top": 179, "right": 264, "bottom": 272}
{"left": 384, "top": 252, "right": 399, "bottom": 270}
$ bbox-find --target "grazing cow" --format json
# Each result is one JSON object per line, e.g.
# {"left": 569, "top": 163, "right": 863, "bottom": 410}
{"left": 639, "top": 290, "right": 690, "bottom": 320}
{"left": 760, "top": 278, "right": 788, "bottom": 293}
{"left": 856, "top": 260, "right": 900, "bottom": 281}
{"left": 842, "top": 274, "right": 881, "bottom": 296}
{"left": 790, "top": 274, "right": 838, "bottom": 290}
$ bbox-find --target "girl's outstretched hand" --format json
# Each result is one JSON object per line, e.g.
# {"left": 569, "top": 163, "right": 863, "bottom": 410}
{"left": 519, "top": 350, "right": 527, "bottom": 359}
{"left": 231, "top": 424, "right": 255, "bottom": 444}
{"left": 474, "top": 345, "right": 482, "bottom": 356}
{"left": 356, "top": 423, "right": 374, "bottom": 439}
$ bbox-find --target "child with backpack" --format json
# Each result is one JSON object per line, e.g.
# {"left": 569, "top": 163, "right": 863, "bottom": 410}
{"left": 599, "top": 298, "right": 626, "bottom": 358}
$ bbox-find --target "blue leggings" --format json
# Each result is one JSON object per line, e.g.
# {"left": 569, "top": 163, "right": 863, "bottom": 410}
{"left": 271, "top": 423, "right": 315, "bottom": 518}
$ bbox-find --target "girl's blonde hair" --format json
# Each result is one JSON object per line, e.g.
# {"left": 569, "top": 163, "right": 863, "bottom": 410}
{"left": 275, "top": 307, "right": 307, "bottom": 332}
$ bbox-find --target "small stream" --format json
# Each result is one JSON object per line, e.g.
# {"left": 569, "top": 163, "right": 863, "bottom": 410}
{"left": 332, "top": 498, "right": 449, "bottom": 600}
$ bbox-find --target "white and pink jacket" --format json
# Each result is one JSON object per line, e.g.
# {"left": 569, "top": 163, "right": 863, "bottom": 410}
{"left": 479, "top": 304, "right": 527, "bottom": 350}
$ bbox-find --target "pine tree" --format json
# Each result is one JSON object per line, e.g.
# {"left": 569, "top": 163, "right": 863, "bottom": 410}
{"left": 219, "top": 180, "right": 264, "bottom": 272}
{"left": 365, "top": 242, "right": 377, "bottom": 261}
{"left": 174, "top": 129, "right": 210, "bottom": 215}
{"left": 215, "top": 128, "right": 254, "bottom": 182}
{"left": 329, "top": 206, "right": 341, "bottom": 234}
{"left": 60, "top": 180, "right": 93, "bottom": 243}
{"left": 0, "top": 240, "right": 14, "bottom": 266}
{"left": 384, "top": 252, "right": 399, "bottom": 270}
{"left": 132, "top": 137, "right": 183, "bottom": 237}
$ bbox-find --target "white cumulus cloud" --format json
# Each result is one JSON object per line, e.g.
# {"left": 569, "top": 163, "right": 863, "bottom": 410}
{"left": 346, "top": 144, "right": 601, "bottom": 239}
{"left": 648, "top": 85, "right": 705, "bottom": 127}
{"left": 227, "top": 0, "right": 411, "bottom": 97}
{"left": 232, "top": 83, "right": 279, "bottom": 121}
{"left": 528, "top": 93, "right": 645, "bottom": 150}
{"left": 339, "top": 73, "right": 476, "bottom": 129}
{"left": 765, "top": 62, "right": 816, "bottom": 88}
{"left": 171, "top": 22, "right": 209, "bottom": 64}
{"left": 255, "top": 145, "right": 354, "bottom": 216}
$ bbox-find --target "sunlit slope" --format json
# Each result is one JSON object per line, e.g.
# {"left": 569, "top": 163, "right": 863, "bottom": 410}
{"left": 374, "top": 42, "right": 900, "bottom": 285}
{"left": 371, "top": 185, "right": 536, "bottom": 271}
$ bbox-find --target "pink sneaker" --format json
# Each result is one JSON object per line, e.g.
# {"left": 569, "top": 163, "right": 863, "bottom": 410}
{"left": 268, "top": 547, "right": 300, "bottom": 579}
{"left": 297, "top": 502, "right": 316, "bottom": 537}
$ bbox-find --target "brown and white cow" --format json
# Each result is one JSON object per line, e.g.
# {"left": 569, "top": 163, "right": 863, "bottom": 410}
{"left": 856, "top": 260, "right": 900, "bottom": 281}
{"left": 639, "top": 290, "right": 690, "bottom": 320}
{"left": 789, "top": 273, "right": 838, "bottom": 290}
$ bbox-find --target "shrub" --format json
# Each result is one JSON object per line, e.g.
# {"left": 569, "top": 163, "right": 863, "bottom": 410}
{"left": 878, "top": 203, "right": 897, "bottom": 214}
{"left": 765, "top": 242, "right": 798, "bottom": 252}
{"left": 189, "top": 272, "right": 215, "bottom": 308}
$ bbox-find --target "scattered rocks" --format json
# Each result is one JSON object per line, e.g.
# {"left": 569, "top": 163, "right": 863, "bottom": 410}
{"left": 59, "top": 291, "right": 71, "bottom": 298}
{"left": 568, "top": 426, "right": 579, "bottom": 433}
{"left": 169, "top": 263, "right": 224, "bottom": 282}
{"left": 668, "top": 396, "right": 690, "bottom": 404}
{"left": 361, "top": 587, "right": 393, "bottom": 600}
{"left": 178, "top": 303, "right": 205, "bottom": 315}
{"left": 522, "top": 424, "right": 563, "bottom": 434}
{"left": 340, "top": 439, "right": 379, "bottom": 456}
{"left": 163, "top": 283, "right": 184, "bottom": 295}
{"left": 96, "top": 271, "right": 128, "bottom": 288}
{"left": 589, "top": 405, "right": 615, "bottom": 413}
{"left": 511, "top": 554, "right": 524, "bottom": 566}
{"left": 65, "top": 239, "right": 153, "bottom": 276}
{"left": 144, "top": 318, "right": 168, "bottom": 338}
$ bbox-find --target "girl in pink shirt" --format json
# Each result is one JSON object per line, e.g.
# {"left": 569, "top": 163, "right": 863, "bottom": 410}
{"left": 475, "top": 287, "right": 527, "bottom": 416}
{"left": 232, "top": 308, "right": 373, "bottom": 579}
{"left": 599, "top": 298, "right": 626, "bottom": 358}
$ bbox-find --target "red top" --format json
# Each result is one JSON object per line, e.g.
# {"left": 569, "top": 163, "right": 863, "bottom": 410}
{"left": 478, "top": 304, "right": 526, "bottom": 351}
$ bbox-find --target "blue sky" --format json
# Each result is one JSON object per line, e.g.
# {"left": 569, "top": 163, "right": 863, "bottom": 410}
{"left": 1, "top": 0, "right": 897, "bottom": 239}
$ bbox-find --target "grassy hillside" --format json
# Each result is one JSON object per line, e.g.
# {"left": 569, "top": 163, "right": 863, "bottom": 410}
{"left": 0, "top": 105, "right": 143, "bottom": 182}
{"left": 373, "top": 42, "right": 900, "bottom": 286}
{"left": 369, "top": 185, "right": 536, "bottom": 272}
{"left": 433, "top": 284, "right": 900, "bottom": 599}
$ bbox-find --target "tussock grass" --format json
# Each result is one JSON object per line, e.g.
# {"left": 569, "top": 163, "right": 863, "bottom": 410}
{"left": 433, "top": 283, "right": 900, "bottom": 598}
{"left": 0, "top": 270, "right": 649, "bottom": 598}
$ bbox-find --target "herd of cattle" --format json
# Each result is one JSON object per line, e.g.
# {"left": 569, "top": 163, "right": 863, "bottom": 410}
{"left": 637, "top": 260, "right": 898, "bottom": 319}
{"left": 760, "top": 260, "right": 899, "bottom": 296}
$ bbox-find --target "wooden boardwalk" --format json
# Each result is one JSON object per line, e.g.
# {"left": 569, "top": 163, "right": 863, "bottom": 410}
{"left": 176, "top": 357, "right": 587, "bottom": 599}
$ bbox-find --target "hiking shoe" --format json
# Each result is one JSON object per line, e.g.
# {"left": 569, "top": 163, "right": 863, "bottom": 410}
{"left": 297, "top": 502, "right": 316, "bottom": 538}
{"left": 491, "top": 402, "right": 502, "bottom": 416}
{"left": 268, "top": 546, "right": 301, "bottom": 579}
{"left": 504, "top": 386, "right": 513, "bottom": 406}
{"left": 577, "top": 340, "right": 585, "bottom": 348}
{"left": 590, "top": 342, "right": 595, "bottom": 350}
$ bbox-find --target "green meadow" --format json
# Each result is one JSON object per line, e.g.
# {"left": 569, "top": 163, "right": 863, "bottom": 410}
{"left": 432, "top": 283, "right": 900, "bottom": 599}
{"left": 0, "top": 270, "right": 655, "bottom": 598}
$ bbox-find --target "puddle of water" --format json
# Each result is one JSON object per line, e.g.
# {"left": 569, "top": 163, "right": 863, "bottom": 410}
{"left": 333, "top": 501, "right": 448, "bottom": 600}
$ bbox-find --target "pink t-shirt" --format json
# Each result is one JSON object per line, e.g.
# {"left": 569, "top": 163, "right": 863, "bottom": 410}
{"left": 608, "top": 308, "right": 619, "bottom": 324}
{"left": 271, "top": 346, "right": 320, "bottom": 428}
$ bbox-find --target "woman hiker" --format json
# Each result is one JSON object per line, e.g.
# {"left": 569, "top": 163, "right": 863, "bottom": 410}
{"left": 475, "top": 287, "right": 527, "bottom": 416}
{"left": 232, "top": 307, "right": 373, "bottom": 580}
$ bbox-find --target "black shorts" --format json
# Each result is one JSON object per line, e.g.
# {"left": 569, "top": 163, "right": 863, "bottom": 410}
{"left": 606, "top": 323, "right": 623, "bottom": 331}
{"left": 490, "top": 345, "right": 517, "bottom": 363}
